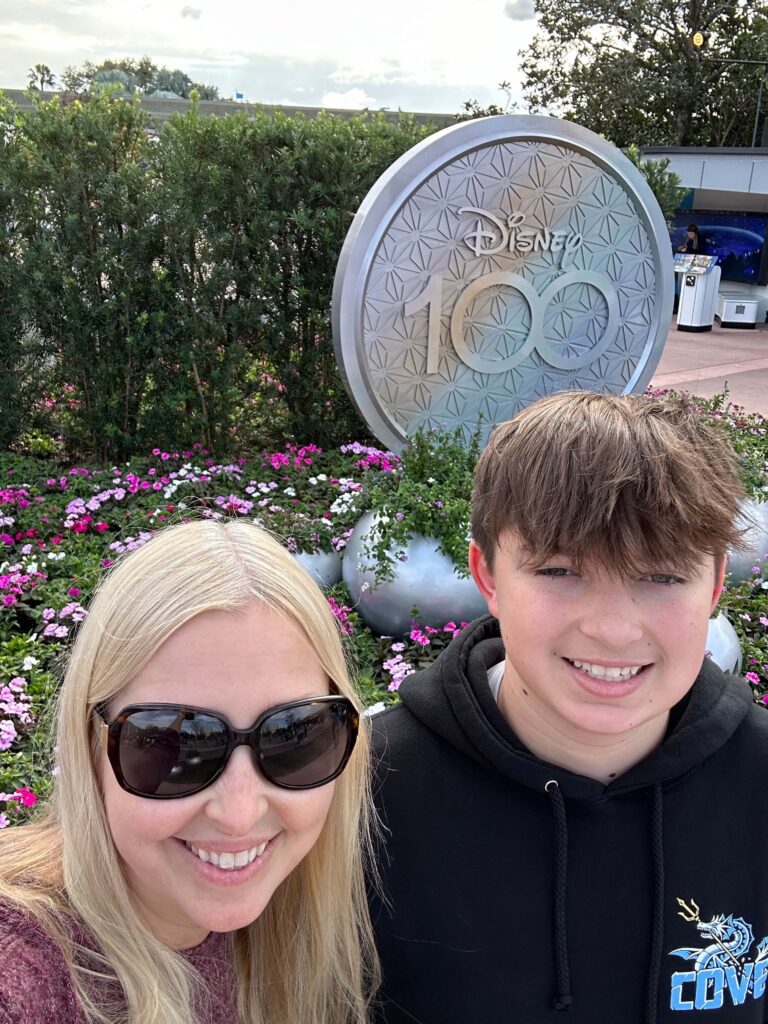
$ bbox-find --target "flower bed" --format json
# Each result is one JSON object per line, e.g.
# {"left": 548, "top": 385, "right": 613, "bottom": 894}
{"left": 1, "top": 391, "right": 767, "bottom": 826}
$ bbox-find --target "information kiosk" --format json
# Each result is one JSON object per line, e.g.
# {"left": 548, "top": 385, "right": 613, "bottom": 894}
{"left": 674, "top": 254, "right": 721, "bottom": 332}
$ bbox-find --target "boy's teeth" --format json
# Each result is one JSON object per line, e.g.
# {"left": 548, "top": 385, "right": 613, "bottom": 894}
{"left": 187, "top": 841, "right": 268, "bottom": 869}
{"left": 571, "top": 660, "right": 642, "bottom": 682}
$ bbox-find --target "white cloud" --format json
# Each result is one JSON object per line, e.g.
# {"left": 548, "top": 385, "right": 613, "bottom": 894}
{"left": 0, "top": 0, "right": 540, "bottom": 113}
{"left": 321, "top": 87, "right": 379, "bottom": 110}
{"left": 504, "top": 0, "right": 536, "bottom": 21}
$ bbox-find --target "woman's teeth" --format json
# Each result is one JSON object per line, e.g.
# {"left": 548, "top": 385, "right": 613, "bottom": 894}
{"left": 570, "top": 659, "right": 643, "bottom": 682}
{"left": 185, "top": 841, "right": 267, "bottom": 869}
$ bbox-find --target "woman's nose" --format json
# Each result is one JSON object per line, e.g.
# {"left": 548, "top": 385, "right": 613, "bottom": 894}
{"left": 202, "top": 745, "right": 270, "bottom": 833}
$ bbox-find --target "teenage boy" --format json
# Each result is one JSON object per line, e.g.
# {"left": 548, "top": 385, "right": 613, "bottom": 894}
{"left": 370, "top": 391, "right": 768, "bottom": 1024}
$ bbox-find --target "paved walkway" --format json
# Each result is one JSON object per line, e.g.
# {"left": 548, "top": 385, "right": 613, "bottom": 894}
{"left": 651, "top": 319, "right": 768, "bottom": 415}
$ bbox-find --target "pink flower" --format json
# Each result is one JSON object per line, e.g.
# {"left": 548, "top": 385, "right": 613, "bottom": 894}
{"left": 0, "top": 719, "right": 17, "bottom": 751}
{"left": 409, "top": 628, "right": 430, "bottom": 647}
{"left": 745, "top": 671, "right": 761, "bottom": 685}
{"left": 12, "top": 787, "right": 37, "bottom": 808}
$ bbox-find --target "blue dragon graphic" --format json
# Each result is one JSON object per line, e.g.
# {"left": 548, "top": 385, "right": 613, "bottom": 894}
{"left": 672, "top": 898, "right": 768, "bottom": 972}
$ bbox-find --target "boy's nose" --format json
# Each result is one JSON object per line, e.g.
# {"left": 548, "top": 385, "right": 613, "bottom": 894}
{"left": 578, "top": 580, "right": 645, "bottom": 649}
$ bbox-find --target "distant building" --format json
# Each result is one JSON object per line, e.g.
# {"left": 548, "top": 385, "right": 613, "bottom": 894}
{"left": 0, "top": 88, "right": 455, "bottom": 131}
{"left": 643, "top": 145, "right": 768, "bottom": 319}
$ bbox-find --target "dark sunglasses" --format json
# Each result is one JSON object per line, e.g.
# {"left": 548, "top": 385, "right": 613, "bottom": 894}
{"left": 96, "top": 696, "right": 359, "bottom": 799}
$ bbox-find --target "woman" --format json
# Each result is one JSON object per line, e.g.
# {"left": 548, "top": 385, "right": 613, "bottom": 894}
{"left": 676, "top": 223, "right": 703, "bottom": 254}
{"left": 0, "top": 520, "right": 378, "bottom": 1024}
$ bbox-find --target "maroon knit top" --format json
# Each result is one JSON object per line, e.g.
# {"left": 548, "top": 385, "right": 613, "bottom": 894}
{"left": 0, "top": 901, "right": 240, "bottom": 1024}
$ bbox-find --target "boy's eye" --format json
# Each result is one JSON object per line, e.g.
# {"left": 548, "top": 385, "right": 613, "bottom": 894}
{"left": 643, "top": 573, "right": 685, "bottom": 585}
{"left": 535, "top": 566, "right": 575, "bottom": 578}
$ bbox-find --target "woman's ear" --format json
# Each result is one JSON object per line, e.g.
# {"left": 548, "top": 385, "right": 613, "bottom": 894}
{"left": 469, "top": 540, "right": 498, "bottom": 618}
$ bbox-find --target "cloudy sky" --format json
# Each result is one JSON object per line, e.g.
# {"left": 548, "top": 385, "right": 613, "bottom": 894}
{"left": 1, "top": 0, "right": 539, "bottom": 113}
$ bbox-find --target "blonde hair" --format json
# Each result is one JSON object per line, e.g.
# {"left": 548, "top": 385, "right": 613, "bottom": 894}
{"left": 472, "top": 391, "right": 747, "bottom": 575}
{"left": 0, "top": 519, "right": 378, "bottom": 1024}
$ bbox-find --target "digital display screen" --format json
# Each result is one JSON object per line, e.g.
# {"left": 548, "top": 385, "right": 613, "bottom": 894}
{"left": 670, "top": 211, "right": 768, "bottom": 286}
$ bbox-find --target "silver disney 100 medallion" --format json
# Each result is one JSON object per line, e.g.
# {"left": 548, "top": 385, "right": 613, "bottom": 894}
{"left": 332, "top": 115, "right": 674, "bottom": 451}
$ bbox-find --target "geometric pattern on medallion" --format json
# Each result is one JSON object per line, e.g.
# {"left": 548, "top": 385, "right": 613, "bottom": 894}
{"left": 362, "top": 140, "right": 658, "bottom": 441}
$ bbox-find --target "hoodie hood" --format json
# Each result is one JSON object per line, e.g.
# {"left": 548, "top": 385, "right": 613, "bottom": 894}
{"left": 398, "top": 615, "right": 753, "bottom": 802}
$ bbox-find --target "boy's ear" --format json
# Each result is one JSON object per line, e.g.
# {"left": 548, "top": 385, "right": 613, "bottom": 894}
{"left": 710, "top": 556, "right": 727, "bottom": 616}
{"left": 469, "top": 540, "right": 498, "bottom": 617}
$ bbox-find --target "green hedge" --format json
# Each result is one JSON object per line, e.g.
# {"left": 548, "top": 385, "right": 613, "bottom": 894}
{"left": 0, "top": 91, "right": 436, "bottom": 458}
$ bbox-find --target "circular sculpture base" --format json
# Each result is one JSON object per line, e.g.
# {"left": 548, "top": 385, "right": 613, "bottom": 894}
{"left": 342, "top": 511, "right": 487, "bottom": 636}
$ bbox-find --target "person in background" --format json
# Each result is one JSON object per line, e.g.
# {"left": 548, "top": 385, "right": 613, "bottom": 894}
{"left": 0, "top": 520, "right": 378, "bottom": 1024}
{"left": 677, "top": 223, "right": 704, "bottom": 254}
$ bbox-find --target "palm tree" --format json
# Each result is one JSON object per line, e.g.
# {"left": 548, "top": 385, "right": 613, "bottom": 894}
{"left": 27, "top": 64, "right": 56, "bottom": 92}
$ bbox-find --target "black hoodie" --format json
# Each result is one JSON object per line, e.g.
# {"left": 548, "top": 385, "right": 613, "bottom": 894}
{"left": 370, "top": 616, "right": 768, "bottom": 1024}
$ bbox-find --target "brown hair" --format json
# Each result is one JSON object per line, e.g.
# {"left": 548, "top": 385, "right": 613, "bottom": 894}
{"left": 471, "top": 391, "right": 747, "bottom": 575}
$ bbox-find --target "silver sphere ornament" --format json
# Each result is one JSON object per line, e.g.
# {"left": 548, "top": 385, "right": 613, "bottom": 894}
{"left": 293, "top": 548, "right": 343, "bottom": 589}
{"left": 706, "top": 611, "right": 743, "bottom": 676}
{"left": 342, "top": 511, "right": 488, "bottom": 636}
{"left": 727, "top": 500, "right": 768, "bottom": 584}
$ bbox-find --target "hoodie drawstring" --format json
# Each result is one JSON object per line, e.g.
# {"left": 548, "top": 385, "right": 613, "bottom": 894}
{"left": 545, "top": 779, "right": 665, "bottom": 1021}
{"left": 546, "top": 780, "right": 572, "bottom": 1011}
{"left": 645, "top": 783, "right": 665, "bottom": 1024}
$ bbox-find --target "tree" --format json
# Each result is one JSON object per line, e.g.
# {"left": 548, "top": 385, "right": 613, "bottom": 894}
{"left": 57, "top": 57, "right": 220, "bottom": 100}
{"left": 520, "top": 0, "right": 768, "bottom": 147}
{"left": 625, "top": 145, "right": 686, "bottom": 225}
{"left": 457, "top": 81, "right": 517, "bottom": 121}
{"left": 27, "top": 64, "right": 55, "bottom": 92}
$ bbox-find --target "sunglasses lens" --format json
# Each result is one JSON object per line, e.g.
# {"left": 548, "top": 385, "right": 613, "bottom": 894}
{"left": 258, "top": 700, "right": 356, "bottom": 788}
{"left": 115, "top": 709, "right": 227, "bottom": 797}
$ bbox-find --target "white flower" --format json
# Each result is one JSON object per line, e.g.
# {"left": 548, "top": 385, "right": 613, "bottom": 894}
{"left": 22, "top": 656, "right": 39, "bottom": 671}
{"left": 363, "top": 702, "right": 387, "bottom": 717}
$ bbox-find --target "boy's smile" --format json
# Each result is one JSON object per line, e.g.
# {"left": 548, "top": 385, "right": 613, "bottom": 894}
{"left": 469, "top": 531, "right": 725, "bottom": 780}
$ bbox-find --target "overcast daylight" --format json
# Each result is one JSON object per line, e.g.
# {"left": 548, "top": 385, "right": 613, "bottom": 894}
{"left": 0, "top": 0, "right": 538, "bottom": 112}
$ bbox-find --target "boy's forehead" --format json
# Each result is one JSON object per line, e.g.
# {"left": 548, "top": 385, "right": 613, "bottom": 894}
{"left": 492, "top": 528, "right": 720, "bottom": 578}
